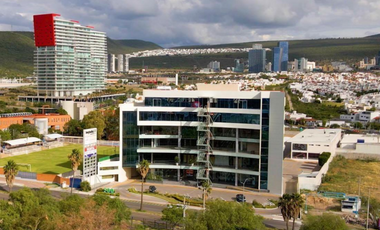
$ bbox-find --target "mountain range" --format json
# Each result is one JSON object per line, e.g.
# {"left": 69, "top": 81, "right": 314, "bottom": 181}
{"left": 1, "top": 31, "right": 380, "bottom": 76}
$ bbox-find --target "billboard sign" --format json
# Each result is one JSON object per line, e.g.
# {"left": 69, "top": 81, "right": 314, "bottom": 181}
{"left": 83, "top": 128, "right": 97, "bottom": 178}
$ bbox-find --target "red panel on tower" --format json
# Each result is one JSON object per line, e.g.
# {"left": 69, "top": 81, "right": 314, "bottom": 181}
{"left": 33, "top": 13, "right": 60, "bottom": 47}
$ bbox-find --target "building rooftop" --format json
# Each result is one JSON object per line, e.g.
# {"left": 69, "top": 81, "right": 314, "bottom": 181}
{"left": 340, "top": 134, "right": 380, "bottom": 144}
{"left": 288, "top": 129, "right": 341, "bottom": 144}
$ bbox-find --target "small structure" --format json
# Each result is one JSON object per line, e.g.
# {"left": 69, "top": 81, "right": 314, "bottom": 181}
{"left": 341, "top": 196, "right": 361, "bottom": 215}
{"left": 3, "top": 137, "right": 42, "bottom": 149}
{"left": 287, "top": 129, "right": 342, "bottom": 160}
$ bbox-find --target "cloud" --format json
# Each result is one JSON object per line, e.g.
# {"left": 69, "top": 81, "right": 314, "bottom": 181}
{"left": 0, "top": 0, "right": 380, "bottom": 47}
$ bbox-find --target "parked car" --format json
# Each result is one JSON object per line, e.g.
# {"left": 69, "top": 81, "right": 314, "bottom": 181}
{"left": 149, "top": 186, "right": 156, "bottom": 193}
{"left": 236, "top": 194, "right": 246, "bottom": 203}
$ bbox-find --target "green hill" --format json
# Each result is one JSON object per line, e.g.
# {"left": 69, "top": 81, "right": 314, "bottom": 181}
{"left": 129, "top": 37, "right": 380, "bottom": 70}
{"left": 0, "top": 31, "right": 161, "bottom": 77}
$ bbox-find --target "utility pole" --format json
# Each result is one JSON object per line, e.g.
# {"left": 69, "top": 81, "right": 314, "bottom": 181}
{"left": 366, "top": 187, "right": 372, "bottom": 230}
{"left": 183, "top": 195, "right": 186, "bottom": 218}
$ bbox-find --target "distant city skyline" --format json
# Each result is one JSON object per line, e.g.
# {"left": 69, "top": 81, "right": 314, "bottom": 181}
{"left": 0, "top": 0, "right": 380, "bottom": 47}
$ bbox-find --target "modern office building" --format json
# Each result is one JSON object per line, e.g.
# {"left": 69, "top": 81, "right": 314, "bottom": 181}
{"left": 248, "top": 44, "right": 266, "bottom": 73}
{"left": 207, "top": 61, "right": 220, "bottom": 72}
{"left": 108, "top": 54, "right": 116, "bottom": 72}
{"left": 33, "top": 14, "right": 106, "bottom": 97}
{"left": 272, "top": 41, "right": 288, "bottom": 72}
{"left": 116, "top": 84, "right": 285, "bottom": 195}
{"left": 234, "top": 59, "right": 244, "bottom": 73}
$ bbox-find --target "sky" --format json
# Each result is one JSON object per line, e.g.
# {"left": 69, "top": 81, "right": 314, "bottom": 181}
{"left": 1, "top": 0, "right": 380, "bottom": 47}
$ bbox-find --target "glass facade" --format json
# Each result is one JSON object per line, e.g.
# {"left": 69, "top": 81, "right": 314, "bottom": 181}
{"left": 279, "top": 41, "right": 289, "bottom": 72}
{"left": 144, "top": 97, "right": 261, "bottom": 109}
{"left": 272, "top": 47, "right": 281, "bottom": 72}
{"left": 248, "top": 48, "right": 266, "bottom": 73}
{"left": 123, "top": 111, "right": 139, "bottom": 166}
{"left": 260, "top": 98, "right": 270, "bottom": 190}
{"left": 140, "top": 111, "right": 260, "bottom": 124}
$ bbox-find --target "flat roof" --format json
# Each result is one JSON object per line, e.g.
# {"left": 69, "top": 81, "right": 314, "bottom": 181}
{"left": 44, "top": 134, "right": 63, "bottom": 139}
{"left": 288, "top": 129, "right": 341, "bottom": 144}
{"left": 341, "top": 134, "right": 380, "bottom": 144}
{"left": 3, "top": 137, "right": 41, "bottom": 146}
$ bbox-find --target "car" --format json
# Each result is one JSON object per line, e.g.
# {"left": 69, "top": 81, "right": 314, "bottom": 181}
{"left": 149, "top": 186, "right": 156, "bottom": 193}
{"left": 236, "top": 194, "right": 246, "bottom": 203}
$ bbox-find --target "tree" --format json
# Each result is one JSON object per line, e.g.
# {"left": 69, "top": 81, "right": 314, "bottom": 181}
{"left": 8, "top": 123, "right": 40, "bottom": 139}
{"left": 330, "top": 124, "right": 340, "bottom": 128}
{"left": 353, "top": 122, "right": 363, "bottom": 129}
{"left": 4, "top": 160, "right": 19, "bottom": 193}
{"left": 184, "top": 199, "right": 265, "bottom": 230}
{"left": 92, "top": 194, "right": 131, "bottom": 223}
{"left": 300, "top": 213, "right": 348, "bottom": 230}
{"left": 63, "top": 119, "right": 84, "bottom": 136}
{"left": 290, "top": 193, "right": 304, "bottom": 230}
{"left": 68, "top": 149, "right": 82, "bottom": 194}
{"left": 57, "top": 107, "right": 68, "bottom": 115}
{"left": 278, "top": 194, "right": 293, "bottom": 230}
{"left": 103, "top": 108, "right": 119, "bottom": 140}
{"left": 162, "top": 206, "right": 184, "bottom": 228}
{"left": 201, "top": 180, "right": 212, "bottom": 209}
{"left": 137, "top": 159, "right": 150, "bottom": 211}
{"left": 82, "top": 111, "right": 106, "bottom": 139}
{"left": 0, "top": 130, "right": 11, "bottom": 142}
{"left": 318, "top": 152, "right": 331, "bottom": 167}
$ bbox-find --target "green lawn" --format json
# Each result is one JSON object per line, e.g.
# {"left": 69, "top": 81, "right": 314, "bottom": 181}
{"left": 0, "top": 144, "right": 118, "bottom": 174}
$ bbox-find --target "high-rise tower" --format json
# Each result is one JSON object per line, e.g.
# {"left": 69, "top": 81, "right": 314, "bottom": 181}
{"left": 33, "top": 13, "right": 106, "bottom": 97}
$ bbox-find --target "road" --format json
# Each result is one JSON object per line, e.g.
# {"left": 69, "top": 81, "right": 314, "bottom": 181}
{"left": 0, "top": 183, "right": 300, "bottom": 229}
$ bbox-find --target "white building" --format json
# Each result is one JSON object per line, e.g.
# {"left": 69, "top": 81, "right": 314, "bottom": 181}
{"left": 340, "top": 111, "right": 380, "bottom": 123}
{"left": 108, "top": 54, "right": 115, "bottom": 72}
{"left": 113, "top": 84, "right": 285, "bottom": 195}
{"left": 287, "top": 129, "right": 342, "bottom": 160}
{"left": 33, "top": 14, "right": 106, "bottom": 97}
{"left": 123, "top": 54, "right": 130, "bottom": 72}
{"left": 117, "top": 54, "right": 123, "bottom": 72}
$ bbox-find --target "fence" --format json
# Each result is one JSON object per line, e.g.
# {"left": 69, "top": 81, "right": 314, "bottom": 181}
{"left": 62, "top": 136, "right": 119, "bottom": 146}
{"left": 130, "top": 217, "right": 175, "bottom": 230}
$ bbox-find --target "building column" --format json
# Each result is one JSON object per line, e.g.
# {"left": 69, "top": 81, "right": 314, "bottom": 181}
{"left": 235, "top": 128, "right": 239, "bottom": 186}
{"left": 235, "top": 173, "right": 238, "bottom": 186}
{"left": 151, "top": 153, "right": 153, "bottom": 164}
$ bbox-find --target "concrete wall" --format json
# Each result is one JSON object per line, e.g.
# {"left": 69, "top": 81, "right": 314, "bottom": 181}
{"left": 268, "top": 92, "right": 285, "bottom": 195}
{"left": 298, "top": 154, "right": 334, "bottom": 191}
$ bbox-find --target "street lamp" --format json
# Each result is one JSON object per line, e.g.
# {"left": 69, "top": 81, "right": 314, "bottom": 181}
{"left": 241, "top": 178, "right": 253, "bottom": 192}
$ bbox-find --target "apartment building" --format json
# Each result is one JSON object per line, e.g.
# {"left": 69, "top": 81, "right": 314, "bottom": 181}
{"left": 115, "top": 84, "right": 285, "bottom": 194}
{"left": 33, "top": 14, "right": 106, "bottom": 97}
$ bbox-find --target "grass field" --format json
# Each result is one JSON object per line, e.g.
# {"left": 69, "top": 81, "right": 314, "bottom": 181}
{"left": 319, "top": 156, "right": 380, "bottom": 201}
{"left": 0, "top": 144, "right": 117, "bottom": 174}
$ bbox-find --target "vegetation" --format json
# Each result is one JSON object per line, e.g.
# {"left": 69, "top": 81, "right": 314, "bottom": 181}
{"left": 0, "top": 188, "right": 131, "bottom": 230}
{"left": 184, "top": 199, "right": 265, "bottom": 230}
{"left": 161, "top": 206, "right": 184, "bottom": 227}
{"left": 63, "top": 109, "right": 119, "bottom": 140}
{"left": 318, "top": 152, "right": 331, "bottom": 167}
{"left": 319, "top": 156, "right": 380, "bottom": 202}
{"left": 68, "top": 149, "right": 82, "bottom": 194}
{"left": 4, "top": 160, "right": 19, "bottom": 193}
{"left": 80, "top": 181, "right": 91, "bottom": 192}
{"left": 137, "top": 159, "right": 150, "bottom": 211}
{"left": 8, "top": 123, "right": 40, "bottom": 139}
{"left": 300, "top": 213, "right": 348, "bottom": 230}
{"left": 288, "top": 89, "right": 345, "bottom": 120}
{"left": 278, "top": 193, "right": 304, "bottom": 230}
{"left": 201, "top": 180, "right": 212, "bottom": 209}
{"left": 0, "top": 144, "right": 115, "bottom": 174}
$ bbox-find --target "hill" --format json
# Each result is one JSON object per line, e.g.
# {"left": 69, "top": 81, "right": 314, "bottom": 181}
{"left": 0, "top": 31, "right": 161, "bottom": 77}
{"left": 129, "top": 37, "right": 380, "bottom": 70}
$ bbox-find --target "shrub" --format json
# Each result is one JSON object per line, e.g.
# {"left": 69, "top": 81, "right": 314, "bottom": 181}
{"left": 252, "top": 200, "right": 264, "bottom": 208}
{"left": 318, "top": 152, "right": 331, "bottom": 166}
{"left": 80, "top": 181, "right": 91, "bottom": 192}
{"left": 128, "top": 187, "right": 138, "bottom": 193}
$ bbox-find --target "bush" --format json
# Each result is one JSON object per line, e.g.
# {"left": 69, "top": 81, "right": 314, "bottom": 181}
{"left": 128, "top": 187, "right": 138, "bottom": 193}
{"left": 318, "top": 152, "right": 331, "bottom": 166}
{"left": 252, "top": 200, "right": 264, "bottom": 208}
{"left": 80, "top": 181, "right": 91, "bottom": 192}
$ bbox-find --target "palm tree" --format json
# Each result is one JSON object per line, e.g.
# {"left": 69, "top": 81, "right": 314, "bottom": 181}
{"left": 137, "top": 159, "right": 150, "bottom": 211}
{"left": 278, "top": 194, "right": 293, "bottom": 230}
{"left": 68, "top": 149, "right": 82, "bottom": 194}
{"left": 201, "top": 180, "right": 212, "bottom": 209}
{"left": 4, "top": 160, "right": 19, "bottom": 193}
{"left": 290, "top": 193, "right": 304, "bottom": 230}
